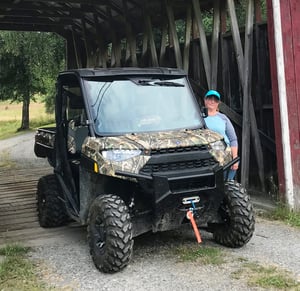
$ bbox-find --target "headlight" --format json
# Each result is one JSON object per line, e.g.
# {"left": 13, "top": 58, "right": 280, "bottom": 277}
{"left": 102, "top": 149, "right": 142, "bottom": 162}
{"left": 209, "top": 140, "right": 227, "bottom": 151}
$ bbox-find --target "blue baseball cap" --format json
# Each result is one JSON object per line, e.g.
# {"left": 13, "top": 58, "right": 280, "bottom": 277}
{"left": 204, "top": 90, "right": 221, "bottom": 100}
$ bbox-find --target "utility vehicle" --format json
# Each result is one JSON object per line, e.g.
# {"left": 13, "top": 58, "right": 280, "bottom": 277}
{"left": 34, "top": 67, "right": 255, "bottom": 273}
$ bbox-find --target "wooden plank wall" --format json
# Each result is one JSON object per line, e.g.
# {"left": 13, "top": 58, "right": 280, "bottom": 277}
{"left": 267, "top": 0, "right": 300, "bottom": 207}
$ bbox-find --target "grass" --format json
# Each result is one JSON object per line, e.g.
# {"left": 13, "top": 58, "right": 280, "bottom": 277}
{"left": 232, "top": 260, "right": 300, "bottom": 290}
{"left": 0, "top": 244, "right": 47, "bottom": 290}
{"left": 174, "top": 245, "right": 225, "bottom": 265}
{"left": 260, "top": 203, "right": 300, "bottom": 228}
{"left": 0, "top": 101, "right": 54, "bottom": 140}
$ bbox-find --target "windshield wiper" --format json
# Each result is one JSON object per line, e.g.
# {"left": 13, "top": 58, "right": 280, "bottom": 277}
{"left": 131, "top": 79, "right": 184, "bottom": 87}
{"left": 153, "top": 81, "right": 184, "bottom": 87}
{"left": 131, "top": 79, "right": 154, "bottom": 86}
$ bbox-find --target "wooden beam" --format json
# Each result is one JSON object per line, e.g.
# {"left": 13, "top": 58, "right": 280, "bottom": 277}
{"left": 220, "top": 37, "right": 231, "bottom": 105}
{"left": 139, "top": 33, "right": 148, "bottom": 67}
{"left": 192, "top": 0, "right": 211, "bottom": 87}
{"left": 127, "top": 28, "right": 137, "bottom": 66}
{"left": 159, "top": 19, "right": 168, "bottom": 66}
{"left": 111, "top": 35, "right": 121, "bottom": 67}
{"left": 144, "top": 14, "right": 159, "bottom": 66}
{"left": 227, "top": 0, "right": 244, "bottom": 84}
{"left": 210, "top": 0, "right": 220, "bottom": 89}
{"left": 165, "top": 0, "right": 183, "bottom": 69}
{"left": 227, "top": 0, "right": 265, "bottom": 189}
{"left": 81, "top": 18, "right": 93, "bottom": 67}
{"left": 240, "top": 0, "right": 253, "bottom": 188}
{"left": 123, "top": 0, "right": 137, "bottom": 66}
{"left": 72, "top": 29, "right": 82, "bottom": 68}
{"left": 93, "top": 14, "right": 107, "bottom": 68}
{"left": 106, "top": 6, "right": 121, "bottom": 67}
{"left": 183, "top": 5, "right": 192, "bottom": 72}
{"left": 65, "top": 34, "right": 77, "bottom": 69}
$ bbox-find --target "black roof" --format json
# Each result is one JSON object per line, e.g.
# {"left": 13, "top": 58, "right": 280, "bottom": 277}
{"left": 59, "top": 67, "right": 187, "bottom": 78}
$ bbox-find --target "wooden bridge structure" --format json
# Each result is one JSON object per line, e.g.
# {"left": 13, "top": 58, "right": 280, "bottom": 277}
{"left": 0, "top": 0, "right": 300, "bottom": 210}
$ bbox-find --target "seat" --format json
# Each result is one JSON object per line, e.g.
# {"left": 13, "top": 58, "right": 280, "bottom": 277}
{"left": 68, "top": 117, "right": 89, "bottom": 156}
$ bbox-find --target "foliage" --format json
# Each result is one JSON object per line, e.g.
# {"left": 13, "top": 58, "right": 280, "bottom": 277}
{"left": 0, "top": 244, "right": 46, "bottom": 290}
{"left": 0, "top": 31, "right": 65, "bottom": 129}
{"left": 232, "top": 261, "right": 300, "bottom": 289}
{"left": 174, "top": 245, "right": 224, "bottom": 264}
{"left": 160, "top": 0, "right": 268, "bottom": 51}
{"left": 262, "top": 203, "right": 300, "bottom": 228}
{"left": 0, "top": 100, "right": 54, "bottom": 140}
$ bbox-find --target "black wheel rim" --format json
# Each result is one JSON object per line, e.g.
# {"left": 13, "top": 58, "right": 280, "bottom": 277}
{"left": 38, "top": 190, "right": 46, "bottom": 214}
{"left": 219, "top": 200, "right": 230, "bottom": 225}
{"left": 92, "top": 214, "right": 106, "bottom": 253}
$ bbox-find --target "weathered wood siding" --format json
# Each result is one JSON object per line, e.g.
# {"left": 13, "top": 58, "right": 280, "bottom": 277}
{"left": 267, "top": 0, "right": 300, "bottom": 208}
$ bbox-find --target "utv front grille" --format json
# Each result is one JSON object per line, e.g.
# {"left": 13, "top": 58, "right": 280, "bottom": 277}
{"left": 150, "top": 145, "right": 207, "bottom": 155}
{"left": 140, "top": 145, "right": 218, "bottom": 175}
{"left": 140, "top": 157, "right": 217, "bottom": 174}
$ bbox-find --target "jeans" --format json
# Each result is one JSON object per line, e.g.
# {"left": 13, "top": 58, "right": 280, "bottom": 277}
{"left": 224, "top": 169, "right": 236, "bottom": 181}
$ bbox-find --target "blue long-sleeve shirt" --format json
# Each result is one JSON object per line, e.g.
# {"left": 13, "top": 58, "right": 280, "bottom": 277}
{"left": 204, "top": 112, "right": 238, "bottom": 147}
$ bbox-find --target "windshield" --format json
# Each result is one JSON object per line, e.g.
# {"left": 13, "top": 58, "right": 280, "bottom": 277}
{"left": 83, "top": 76, "right": 204, "bottom": 135}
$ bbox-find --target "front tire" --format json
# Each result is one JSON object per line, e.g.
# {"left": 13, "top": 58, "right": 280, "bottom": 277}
{"left": 36, "top": 174, "right": 68, "bottom": 227}
{"left": 213, "top": 180, "right": 255, "bottom": 247}
{"left": 87, "top": 194, "right": 133, "bottom": 273}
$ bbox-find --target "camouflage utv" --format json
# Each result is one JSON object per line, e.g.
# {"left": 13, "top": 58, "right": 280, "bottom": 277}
{"left": 34, "top": 67, "right": 255, "bottom": 273}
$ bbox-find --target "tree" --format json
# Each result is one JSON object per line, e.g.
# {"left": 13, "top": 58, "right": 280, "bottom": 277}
{"left": 0, "top": 31, "right": 65, "bottom": 130}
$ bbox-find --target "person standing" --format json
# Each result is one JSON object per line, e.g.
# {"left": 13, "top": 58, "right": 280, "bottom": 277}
{"left": 203, "top": 90, "right": 239, "bottom": 180}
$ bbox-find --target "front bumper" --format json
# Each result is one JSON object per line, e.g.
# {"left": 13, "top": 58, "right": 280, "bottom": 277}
{"left": 115, "top": 164, "right": 223, "bottom": 205}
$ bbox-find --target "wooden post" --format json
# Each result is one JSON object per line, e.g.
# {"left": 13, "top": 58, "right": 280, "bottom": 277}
{"left": 211, "top": 0, "right": 220, "bottom": 89}
{"left": 140, "top": 33, "right": 148, "bottom": 67}
{"left": 81, "top": 19, "right": 91, "bottom": 67}
{"left": 160, "top": 19, "right": 168, "bottom": 66}
{"left": 165, "top": 0, "right": 183, "bottom": 69}
{"left": 220, "top": 1, "right": 230, "bottom": 105}
{"left": 94, "top": 14, "right": 107, "bottom": 68}
{"left": 72, "top": 29, "right": 82, "bottom": 69}
{"left": 66, "top": 33, "right": 78, "bottom": 69}
{"left": 227, "top": 0, "right": 265, "bottom": 189}
{"left": 144, "top": 14, "right": 159, "bottom": 66}
{"left": 240, "top": 0, "right": 254, "bottom": 189}
{"left": 183, "top": 5, "right": 192, "bottom": 72}
{"left": 192, "top": 0, "right": 211, "bottom": 87}
{"left": 123, "top": 0, "right": 137, "bottom": 66}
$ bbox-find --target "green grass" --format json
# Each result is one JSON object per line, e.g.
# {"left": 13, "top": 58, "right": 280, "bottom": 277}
{"left": 174, "top": 245, "right": 225, "bottom": 265}
{"left": 261, "top": 203, "right": 300, "bottom": 228}
{"left": 0, "top": 101, "right": 54, "bottom": 140}
{"left": 0, "top": 117, "right": 55, "bottom": 140}
{"left": 232, "top": 261, "right": 300, "bottom": 289}
{"left": 0, "top": 244, "right": 47, "bottom": 290}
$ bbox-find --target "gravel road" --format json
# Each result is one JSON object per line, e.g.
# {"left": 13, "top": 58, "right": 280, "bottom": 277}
{"left": 27, "top": 218, "right": 300, "bottom": 291}
{"left": 0, "top": 131, "right": 48, "bottom": 168}
{"left": 1, "top": 132, "right": 300, "bottom": 290}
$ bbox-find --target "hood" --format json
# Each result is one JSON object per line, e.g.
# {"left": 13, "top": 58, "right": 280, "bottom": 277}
{"left": 82, "top": 129, "right": 223, "bottom": 152}
{"left": 81, "top": 129, "right": 230, "bottom": 177}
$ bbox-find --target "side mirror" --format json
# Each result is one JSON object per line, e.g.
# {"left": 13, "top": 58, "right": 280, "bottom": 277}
{"left": 201, "top": 107, "right": 208, "bottom": 118}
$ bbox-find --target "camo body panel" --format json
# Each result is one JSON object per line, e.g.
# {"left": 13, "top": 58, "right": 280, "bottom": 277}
{"left": 35, "top": 130, "right": 55, "bottom": 148}
{"left": 81, "top": 129, "right": 232, "bottom": 177}
{"left": 210, "top": 146, "right": 232, "bottom": 166}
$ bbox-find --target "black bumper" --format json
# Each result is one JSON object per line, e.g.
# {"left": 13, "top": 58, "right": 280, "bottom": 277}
{"left": 115, "top": 166, "right": 223, "bottom": 205}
